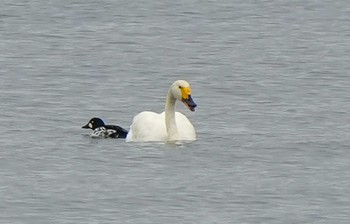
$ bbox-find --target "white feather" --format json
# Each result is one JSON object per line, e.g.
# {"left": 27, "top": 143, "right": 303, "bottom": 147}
{"left": 126, "top": 80, "right": 196, "bottom": 142}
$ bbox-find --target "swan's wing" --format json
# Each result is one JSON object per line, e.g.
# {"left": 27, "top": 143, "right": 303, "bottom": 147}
{"left": 127, "top": 111, "right": 167, "bottom": 142}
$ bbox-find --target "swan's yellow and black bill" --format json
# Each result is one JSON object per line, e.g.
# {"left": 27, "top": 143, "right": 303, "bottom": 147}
{"left": 180, "top": 86, "right": 196, "bottom": 111}
{"left": 182, "top": 95, "right": 197, "bottom": 112}
{"left": 180, "top": 87, "right": 191, "bottom": 99}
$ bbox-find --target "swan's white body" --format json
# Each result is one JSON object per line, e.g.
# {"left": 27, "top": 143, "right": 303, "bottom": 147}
{"left": 126, "top": 80, "right": 197, "bottom": 142}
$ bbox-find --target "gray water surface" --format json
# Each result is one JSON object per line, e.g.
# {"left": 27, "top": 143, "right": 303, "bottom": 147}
{"left": 1, "top": 0, "right": 350, "bottom": 223}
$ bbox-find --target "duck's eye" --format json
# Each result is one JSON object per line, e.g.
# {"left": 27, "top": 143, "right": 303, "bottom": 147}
{"left": 179, "top": 86, "right": 182, "bottom": 89}
{"left": 91, "top": 121, "right": 94, "bottom": 123}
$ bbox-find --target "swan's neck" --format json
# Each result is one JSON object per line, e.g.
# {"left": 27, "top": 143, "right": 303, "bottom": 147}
{"left": 165, "top": 90, "right": 178, "bottom": 140}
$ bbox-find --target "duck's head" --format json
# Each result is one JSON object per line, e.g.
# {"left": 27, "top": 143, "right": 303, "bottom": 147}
{"left": 82, "top": 117, "right": 105, "bottom": 130}
{"left": 171, "top": 80, "right": 197, "bottom": 112}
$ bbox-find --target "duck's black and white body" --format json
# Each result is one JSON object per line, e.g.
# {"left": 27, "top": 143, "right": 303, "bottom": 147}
{"left": 82, "top": 117, "right": 128, "bottom": 138}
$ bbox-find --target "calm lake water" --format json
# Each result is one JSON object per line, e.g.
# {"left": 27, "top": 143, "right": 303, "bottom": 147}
{"left": 1, "top": 0, "right": 350, "bottom": 223}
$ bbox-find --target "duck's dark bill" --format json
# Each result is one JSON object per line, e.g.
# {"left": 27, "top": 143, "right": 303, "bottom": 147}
{"left": 82, "top": 124, "right": 89, "bottom": 129}
{"left": 182, "top": 95, "right": 197, "bottom": 112}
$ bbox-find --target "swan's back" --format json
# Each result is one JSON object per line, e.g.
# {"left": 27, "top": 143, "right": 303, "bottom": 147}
{"left": 126, "top": 111, "right": 167, "bottom": 142}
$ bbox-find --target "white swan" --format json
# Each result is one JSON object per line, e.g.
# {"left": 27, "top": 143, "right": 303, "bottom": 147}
{"left": 126, "top": 80, "right": 197, "bottom": 142}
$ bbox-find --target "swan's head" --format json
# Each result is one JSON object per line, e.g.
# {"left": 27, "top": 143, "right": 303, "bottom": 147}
{"left": 171, "top": 80, "right": 197, "bottom": 111}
